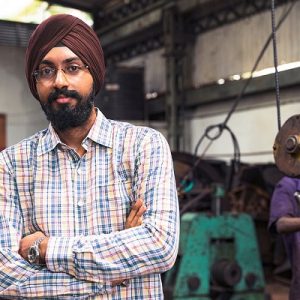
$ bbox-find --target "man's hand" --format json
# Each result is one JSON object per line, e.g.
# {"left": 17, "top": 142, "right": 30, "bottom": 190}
{"left": 112, "top": 199, "right": 146, "bottom": 286}
{"left": 125, "top": 198, "right": 147, "bottom": 229}
{"left": 18, "top": 231, "right": 48, "bottom": 263}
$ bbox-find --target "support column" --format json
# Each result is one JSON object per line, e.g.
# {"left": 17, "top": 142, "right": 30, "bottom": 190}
{"left": 163, "top": 3, "right": 185, "bottom": 151}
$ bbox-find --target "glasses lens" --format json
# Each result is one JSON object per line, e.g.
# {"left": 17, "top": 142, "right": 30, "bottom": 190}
{"left": 33, "top": 65, "right": 88, "bottom": 82}
{"left": 40, "top": 67, "right": 55, "bottom": 80}
{"left": 65, "top": 65, "right": 83, "bottom": 76}
{"left": 34, "top": 67, "right": 55, "bottom": 82}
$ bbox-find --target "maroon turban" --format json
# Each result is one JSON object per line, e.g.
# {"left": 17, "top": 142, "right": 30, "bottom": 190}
{"left": 25, "top": 14, "right": 105, "bottom": 100}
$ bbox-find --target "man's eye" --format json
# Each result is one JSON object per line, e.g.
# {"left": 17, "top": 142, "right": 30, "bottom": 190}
{"left": 40, "top": 67, "right": 54, "bottom": 76}
{"left": 66, "top": 65, "right": 80, "bottom": 73}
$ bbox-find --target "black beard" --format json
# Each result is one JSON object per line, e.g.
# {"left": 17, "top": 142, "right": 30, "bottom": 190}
{"left": 40, "top": 88, "right": 94, "bottom": 131}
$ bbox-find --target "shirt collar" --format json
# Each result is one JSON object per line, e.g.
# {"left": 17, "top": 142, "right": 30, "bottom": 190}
{"left": 37, "top": 108, "right": 112, "bottom": 156}
{"left": 86, "top": 108, "right": 113, "bottom": 148}
{"left": 37, "top": 124, "right": 60, "bottom": 156}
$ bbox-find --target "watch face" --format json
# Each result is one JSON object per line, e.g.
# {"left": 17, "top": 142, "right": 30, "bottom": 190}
{"left": 28, "top": 245, "right": 39, "bottom": 264}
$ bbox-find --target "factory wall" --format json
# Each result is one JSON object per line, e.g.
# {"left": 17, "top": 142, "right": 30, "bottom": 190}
{"left": 122, "top": 2, "right": 300, "bottom": 91}
{"left": 118, "top": 48, "right": 166, "bottom": 94}
{"left": 0, "top": 46, "right": 48, "bottom": 147}
{"left": 184, "top": 91, "right": 300, "bottom": 164}
{"left": 192, "top": 3, "right": 300, "bottom": 86}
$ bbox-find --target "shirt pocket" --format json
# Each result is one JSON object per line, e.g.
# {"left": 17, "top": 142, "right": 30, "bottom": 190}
{"left": 87, "top": 179, "right": 133, "bottom": 234}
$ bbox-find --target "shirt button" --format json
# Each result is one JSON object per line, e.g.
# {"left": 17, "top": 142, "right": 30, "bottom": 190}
{"left": 78, "top": 199, "right": 84, "bottom": 206}
{"left": 77, "top": 168, "right": 82, "bottom": 175}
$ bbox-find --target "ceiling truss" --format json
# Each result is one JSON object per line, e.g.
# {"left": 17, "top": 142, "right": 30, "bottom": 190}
{"left": 96, "top": 0, "right": 295, "bottom": 63}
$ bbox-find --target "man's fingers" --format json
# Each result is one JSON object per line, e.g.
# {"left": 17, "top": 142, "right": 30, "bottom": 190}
{"left": 132, "top": 199, "right": 143, "bottom": 211}
{"left": 128, "top": 205, "right": 146, "bottom": 227}
{"left": 136, "top": 204, "right": 147, "bottom": 217}
{"left": 125, "top": 199, "right": 146, "bottom": 229}
{"left": 137, "top": 217, "right": 142, "bottom": 226}
{"left": 126, "top": 199, "right": 142, "bottom": 225}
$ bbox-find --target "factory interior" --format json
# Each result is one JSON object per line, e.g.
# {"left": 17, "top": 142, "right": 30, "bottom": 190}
{"left": 2, "top": 0, "right": 300, "bottom": 299}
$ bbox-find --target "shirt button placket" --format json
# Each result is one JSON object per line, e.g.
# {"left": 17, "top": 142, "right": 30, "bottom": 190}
{"left": 76, "top": 160, "right": 87, "bottom": 235}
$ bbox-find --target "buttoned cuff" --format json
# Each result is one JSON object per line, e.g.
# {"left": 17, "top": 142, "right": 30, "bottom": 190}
{"left": 46, "top": 237, "right": 75, "bottom": 274}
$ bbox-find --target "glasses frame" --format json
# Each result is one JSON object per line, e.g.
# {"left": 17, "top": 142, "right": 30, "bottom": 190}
{"left": 33, "top": 64, "right": 89, "bottom": 83}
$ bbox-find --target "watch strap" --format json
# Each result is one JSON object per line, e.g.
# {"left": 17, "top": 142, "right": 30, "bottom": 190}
{"left": 28, "top": 236, "right": 46, "bottom": 264}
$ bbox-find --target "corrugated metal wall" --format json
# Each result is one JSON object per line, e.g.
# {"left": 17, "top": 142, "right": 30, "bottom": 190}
{"left": 122, "top": 2, "right": 300, "bottom": 91}
{"left": 193, "top": 2, "right": 300, "bottom": 86}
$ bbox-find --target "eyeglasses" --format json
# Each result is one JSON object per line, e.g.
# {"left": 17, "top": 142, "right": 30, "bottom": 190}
{"left": 33, "top": 64, "right": 89, "bottom": 82}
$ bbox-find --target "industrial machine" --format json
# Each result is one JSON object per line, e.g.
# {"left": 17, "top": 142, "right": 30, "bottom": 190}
{"left": 273, "top": 114, "right": 300, "bottom": 178}
{"left": 163, "top": 212, "right": 265, "bottom": 300}
{"left": 164, "top": 154, "right": 269, "bottom": 299}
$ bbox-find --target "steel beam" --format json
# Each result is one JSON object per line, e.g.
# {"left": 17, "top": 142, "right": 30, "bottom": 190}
{"left": 184, "top": 0, "right": 296, "bottom": 35}
{"left": 146, "top": 67, "right": 300, "bottom": 117}
{"left": 96, "top": 0, "right": 169, "bottom": 35}
{"left": 100, "top": 9, "right": 162, "bottom": 47}
{"left": 163, "top": 3, "right": 185, "bottom": 150}
{"left": 40, "top": 0, "right": 99, "bottom": 12}
{"left": 104, "top": 24, "right": 163, "bottom": 65}
{"left": 101, "top": 0, "right": 295, "bottom": 62}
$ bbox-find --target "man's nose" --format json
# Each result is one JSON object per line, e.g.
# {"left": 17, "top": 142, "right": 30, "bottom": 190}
{"left": 53, "top": 69, "right": 69, "bottom": 89}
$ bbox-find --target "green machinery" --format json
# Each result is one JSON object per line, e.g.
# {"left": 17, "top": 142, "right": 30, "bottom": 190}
{"left": 163, "top": 213, "right": 266, "bottom": 299}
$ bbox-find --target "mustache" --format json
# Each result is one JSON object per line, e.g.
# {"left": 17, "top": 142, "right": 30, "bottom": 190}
{"left": 48, "top": 88, "right": 82, "bottom": 104}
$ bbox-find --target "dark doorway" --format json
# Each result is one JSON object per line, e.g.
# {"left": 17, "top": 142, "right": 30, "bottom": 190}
{"left": 0, "top": 114, "right": 6, "bottom": 151}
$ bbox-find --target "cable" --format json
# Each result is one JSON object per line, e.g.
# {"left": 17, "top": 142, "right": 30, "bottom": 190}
{"left": 222, "top": 0, "right": 295, "bottom": 128}
{"left": 178, "top": 124, "right": 240, "bottom": 194}
{"left": 271, "top": 0, "right": 281, "bottom": 131}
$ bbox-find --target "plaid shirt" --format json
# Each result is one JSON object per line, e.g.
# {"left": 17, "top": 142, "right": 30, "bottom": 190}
{"left": 0, "top": 109, "right": 179, "bottom": 299}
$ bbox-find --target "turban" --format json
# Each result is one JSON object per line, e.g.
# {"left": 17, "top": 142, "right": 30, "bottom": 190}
{"left": 25, "top": 14, "right": 105, "bottom": 100}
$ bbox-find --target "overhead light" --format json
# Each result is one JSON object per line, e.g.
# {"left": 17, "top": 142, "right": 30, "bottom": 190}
{"left": 231, "top": 74, "right": 241, "bottom": 80}
{"left": 146, "top": 92, "right": 158, "bottom": 99}
{"left": 242, "top": 61, "right": 300, "bottom": 79}
{"left": 105, "top": 83, "right": 120, "bottom": 91}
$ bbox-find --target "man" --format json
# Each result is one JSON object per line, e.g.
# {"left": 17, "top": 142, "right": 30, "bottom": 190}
{"left": 269, "top": 176, "right": 300, "bottom": 300}
{"left": 0, "top": 14, "right": 179, "bottom": 299}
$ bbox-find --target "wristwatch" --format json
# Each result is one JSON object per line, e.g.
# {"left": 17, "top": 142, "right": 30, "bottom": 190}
{"left": 28, "top": 237, "right": 46, "bottom": 264}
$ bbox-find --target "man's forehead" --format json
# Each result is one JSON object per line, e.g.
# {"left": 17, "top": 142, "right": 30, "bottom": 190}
{"left": 41, "top": 46, "right": 81, "bottom": 63}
